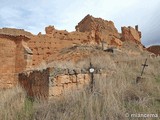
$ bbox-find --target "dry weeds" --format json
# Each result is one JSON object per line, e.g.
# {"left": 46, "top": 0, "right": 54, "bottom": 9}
{"left": 0, "top": 55, "right": 160, "bottom": 120}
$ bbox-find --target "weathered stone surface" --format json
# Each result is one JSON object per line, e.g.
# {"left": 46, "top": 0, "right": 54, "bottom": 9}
{"left": 75, "top": 68, "right": 81, "bottom": 74}
{"left": 18, "top": 67, "right": 92, "bottom": 99}
{"left": 83, "top": 74, "right": 90, "bottom": 84}
{"left": 26, "top": 16, "right": 144, "bottom": 67}
{"left": 69, "top": 75, "right": 77, "bottom": 83}
{"left": 0, "top": 14, "right": 145, "bottom": 93}
{"left": 19, "top": 69, "right": 49, "bottom": 99}
{"left": 121, "top": 26, "right": 141, "bottom": 43}
{"left": 0, "top": 35, "right": 32, "bottom": 89}
{"left": 57, "top": 75, "right": 72, "bottom": 84}
{"left": 77, "top": 74, "right": 85, "bottom": 83}
{"left": 49, "top": 77, "right": 58, "bottom": 87}
{"left": 76, "top": 14, "right": 120, "bottom": 44}
{"left": 45, "top": 25, "right": 55, "bottom": 34}
{"left": 110, "top": 38, "right": 123, "bottom": 47}
{"left": 81, "top": 68, "right": 88, "bottom": 74}
{"left": 68, "top": 69, "right": 75, "bottom": 75}
{"left": 49, "top": 86, "right": 63, "bottom": 96}
{"left": 0, "top": 28, "right": 33, "bottom": 38}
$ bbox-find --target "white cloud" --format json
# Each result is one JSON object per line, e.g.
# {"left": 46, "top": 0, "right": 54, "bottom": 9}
{"left": 0, "top": 0, "right": 160, "bottom": 45}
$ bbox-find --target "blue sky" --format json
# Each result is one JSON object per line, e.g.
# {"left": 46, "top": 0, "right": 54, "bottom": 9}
{"left": 0, "top": 0, "right": 160, "bottom": 46}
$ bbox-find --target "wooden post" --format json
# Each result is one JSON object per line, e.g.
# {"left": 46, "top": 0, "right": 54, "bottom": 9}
{"left": 101, "top": 40, "right": 104, "bottom": 50}
{"left": 89, "top": 62, "right": 95, "bottom": 92}
{"left": 141, "top": 58, "right": 148, "bottom": 76}
{"left": 73, "top": 70, "right": 78, "bottom": 87}
{"left": 136, "top": 58, "right": 148, "bottom": 83}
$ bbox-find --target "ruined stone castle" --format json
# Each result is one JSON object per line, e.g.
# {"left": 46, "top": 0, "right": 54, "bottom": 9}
{"left": 0, "top": 15, "right": 143, "bottom": 98}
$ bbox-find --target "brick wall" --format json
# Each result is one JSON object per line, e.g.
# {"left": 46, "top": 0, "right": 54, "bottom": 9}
{"left": 0, "top": 38, "right": 17, "bottom": 88}
{"left": 27, "top": 30, "right": 96, "bottom": 67}
{"left": 0, "top": 36, "right": 31, "bottom": 89}
{"left": 15, "top": 40, "right": 27, "bottom": 73}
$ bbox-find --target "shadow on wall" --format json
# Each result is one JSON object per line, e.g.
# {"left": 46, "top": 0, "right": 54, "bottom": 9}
{"left": 18, "top": 68, "right": 49, "bottom": 100}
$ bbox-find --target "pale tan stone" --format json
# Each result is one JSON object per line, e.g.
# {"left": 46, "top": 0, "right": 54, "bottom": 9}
{"left": 49, "top": 86, "right": 63, "bottom": 96}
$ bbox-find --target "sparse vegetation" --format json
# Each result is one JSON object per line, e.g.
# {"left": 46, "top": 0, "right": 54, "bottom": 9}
{"left": 0, "top": 56, "right": 160, "bottom": 120}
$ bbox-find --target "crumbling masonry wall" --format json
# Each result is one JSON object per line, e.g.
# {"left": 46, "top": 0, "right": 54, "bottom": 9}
{"left": 18, "top": 67, "right": 107, "bottom": 99}
{"left": 19, "top": 69, "right": 49, "bottom": 99}
{"left": 48, "top": 67, "right": 91, "bottom": 97}
{"left": 0, "top": 37, "right": 17, "bottom": 88}
{"left": 0, "top": 33, "right": 31, "bottom": 89}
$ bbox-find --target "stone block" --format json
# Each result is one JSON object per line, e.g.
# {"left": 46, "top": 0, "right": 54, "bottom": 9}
{"left": 49, "top": 77, "right": 58, "bottom": 87}
{"left": 63, "top": 83, "right": 77, "bottom": 92}
{"left": 84, "top": 74, "right": 90, "bottom": 84}
{"left": 49, "top": 86, "right": 63, "bottom": 96}
{"left": 69, "top": 75, "right": 77, "bottom": 83}
{"left": 68, "top": 69, "right": 75, "bottom": 75}
{"left": 77, "top": 74, "right": 85, "bottom": 83}
{"left": 81, "top": 68, "right": 88, "bottom": 74}
{"left": 57, "top": 75, "right": 71, "bottom": 84}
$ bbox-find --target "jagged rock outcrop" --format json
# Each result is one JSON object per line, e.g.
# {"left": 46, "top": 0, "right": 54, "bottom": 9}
{"left": 76, "top": 14, "right": 120, "bottom": 44}
{"left": 147, "top": 45, "right": 160, "bottom": 56}
{"left": 121, "top": 26, "right": 141, "bottom": 43}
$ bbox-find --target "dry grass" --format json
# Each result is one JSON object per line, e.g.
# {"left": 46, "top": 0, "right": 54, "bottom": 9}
{"left": 0, "top": 85, "right": 26, "bottom": 120}
{"left": 32, "top": 56, "right": 160, "bottom": 120}
{"left": 0, "top": 55, "right": 160, "bottom": 120}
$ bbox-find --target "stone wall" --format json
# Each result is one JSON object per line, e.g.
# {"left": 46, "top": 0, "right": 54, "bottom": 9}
{"left": 0, "top": 35, "right": 32, "bottom": 89}
{"left": 0, "top": 15, "right": 144, "bottom": 90}
{"left": 15, "top": 40, "right": 29, "bottom": 73}
{"left": 26, "top": 16, "right": 143, "bottom": 67}
{"left": 19, "top": 69, "right": 49, "bottom": 99}
{"left": 0, "top": 28, "right": 33, "bottom": 37}
{"left": 48, "top": 67, "right": 91, "bottom": 97}
{"left": 76, "top": 14, "right": 120, "bottom": 44}
{"left": 0, "top": 37, "right": 17, "bottom": 88}
{"left": 18, "top": 67, "right": 105, "bottom": 99}
{"left": 27, "top": 28, "right": 95, "bottom": 67}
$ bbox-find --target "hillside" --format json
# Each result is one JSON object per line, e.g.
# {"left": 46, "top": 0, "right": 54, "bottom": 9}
{"left": 1, "top": 55, "right": 160, "bottom": 120}
{"left": 0, "top": 15, "right": 160, "bottom": 120}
